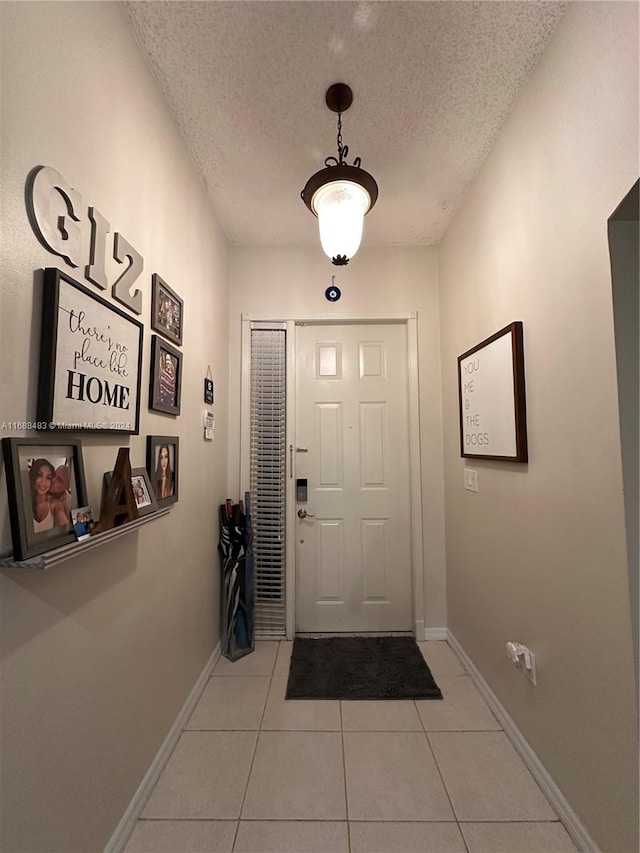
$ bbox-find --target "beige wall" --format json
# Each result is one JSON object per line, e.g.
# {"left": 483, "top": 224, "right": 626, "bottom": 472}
{"left": 0, "top": 3, "right": 228, "bottom": 852}
{"left": 1, "top": 2, "right": 637, "bottom": 852}
{"left": 227, "top": 246, "right": 447, "bottom": 628}
{"left": 438, "top": 3, "right": 638, "bottom": 852}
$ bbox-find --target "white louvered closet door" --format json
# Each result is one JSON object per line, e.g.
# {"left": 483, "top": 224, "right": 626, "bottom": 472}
{"left": 249, "top": 324, "right": 287, "bottom": 637}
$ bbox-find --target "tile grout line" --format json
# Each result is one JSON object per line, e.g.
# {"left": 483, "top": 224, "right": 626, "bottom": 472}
{"left": 230, "top": 642, "right": 280, "bottom": 851}
{"left": 339, "top": 698, "right": 352, "bottom": 853}
{"left": 420, "top": 648, "right": 470, "bottom": 843}
{"left": 131, "top": 815, "right": 568, "bottom": 822}
{"left": 412, "top": 696, "right": 470, "bottom": 850}
{"left": 422, "top": 722, "right": 467, "bottom": 845}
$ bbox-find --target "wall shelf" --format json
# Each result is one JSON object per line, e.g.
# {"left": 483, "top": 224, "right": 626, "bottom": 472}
{"left": 0, "top": 508, "right": 171, "bottom": 570}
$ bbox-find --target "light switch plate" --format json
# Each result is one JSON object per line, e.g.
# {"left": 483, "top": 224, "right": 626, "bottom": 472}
{"left": 464, "top": 468, "right": 478, "bottom": 492}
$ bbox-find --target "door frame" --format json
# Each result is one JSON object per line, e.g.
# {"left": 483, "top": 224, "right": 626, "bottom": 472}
{"left": 240, "top": 311, "right": 424, "bottom": 640}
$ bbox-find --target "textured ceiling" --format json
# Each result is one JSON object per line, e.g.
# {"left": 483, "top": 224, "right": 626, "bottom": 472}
{"left": 123, "top": 1, "right": 566, "bottom": 250}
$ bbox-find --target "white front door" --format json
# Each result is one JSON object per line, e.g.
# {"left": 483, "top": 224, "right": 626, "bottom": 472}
{"left": 295, "top": 323, "right": 412, "bottom": 632}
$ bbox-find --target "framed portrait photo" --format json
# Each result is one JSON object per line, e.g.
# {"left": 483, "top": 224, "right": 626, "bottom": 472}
{"left": 149, "top": 336, "right": 182, "bottom": 416}
{"left": 2, "top": 436, "right": 88, "bottom": 560}
{"left": 146, "top": 435, "right": 179, "bottom": 508}
{"left": 151, "top": 274, "right": 183, "bottom": 346}
{"left": 37, "top": 267, "right": 143, "bottom": 433}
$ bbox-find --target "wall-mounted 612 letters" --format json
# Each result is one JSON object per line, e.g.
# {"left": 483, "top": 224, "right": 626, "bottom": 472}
{"left": 25, "top": 165, "right": 144, "bottom": 315}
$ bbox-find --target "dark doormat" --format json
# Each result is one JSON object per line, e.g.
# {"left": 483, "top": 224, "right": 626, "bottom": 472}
{"left": 285, "top": 636, "right": 443, "bottom": 700}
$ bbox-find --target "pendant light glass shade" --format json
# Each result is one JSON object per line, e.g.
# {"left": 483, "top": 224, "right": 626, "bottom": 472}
{"left": 302, "top": 163, "right": 378, "bottom": 265}
{"left": 301, "top": 83, "right": 378, "bottom": 266}
{"left": 313, "top": 179, "right": 370, "bottom": 263}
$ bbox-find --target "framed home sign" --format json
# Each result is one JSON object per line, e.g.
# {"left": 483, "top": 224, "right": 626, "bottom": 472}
{"left": 149, "top": 336, "right": 182, "bottom": 416}
{"left": 457, "top": 321, "right": 528, "bottom": 463}
{"left": 151, "top": 274, "right": 183, "bottom": 346}
{"left": 37, "top": 268, "right": 143, "bottom": 433}
{"left": 2, "top": 436, "right": 88, "bottom": 560}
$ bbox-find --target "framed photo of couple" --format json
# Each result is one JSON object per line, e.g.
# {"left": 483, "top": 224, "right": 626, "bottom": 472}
{"left": 2, "top": 436, "right": 88, "bottom": 560}
{"left": 146, "top": 436, "right": 179, "bottom": 508}
{"left": 102, "top": 467, "right": 158, "bottom": 518}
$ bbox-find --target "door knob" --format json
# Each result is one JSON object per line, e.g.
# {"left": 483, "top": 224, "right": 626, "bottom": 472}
{"left": 297, "top": 509, "right": 316, "bottom": 519}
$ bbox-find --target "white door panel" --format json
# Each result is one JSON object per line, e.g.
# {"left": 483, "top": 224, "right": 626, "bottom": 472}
{"left": 295, "top": 323, "right": 412, "bottom": 632}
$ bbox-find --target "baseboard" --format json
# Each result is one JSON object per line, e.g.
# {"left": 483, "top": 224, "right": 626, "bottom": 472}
{"left": 446, "top": 630, "right": 600, "bottom": 853}
{"left": 424, "top": 626, "right": 448, "bottom": 640}
{"left": 104, "top": 641, "right": 221, "bottom": 853}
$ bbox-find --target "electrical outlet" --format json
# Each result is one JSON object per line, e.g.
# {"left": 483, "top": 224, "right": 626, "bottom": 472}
{"left": 464, "top": 468, "right": 478, "bottom": 492}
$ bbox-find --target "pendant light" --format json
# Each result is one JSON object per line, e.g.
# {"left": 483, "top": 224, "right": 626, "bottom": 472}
{"left": 301, "top": 83, "right": 378, "bottom": 265}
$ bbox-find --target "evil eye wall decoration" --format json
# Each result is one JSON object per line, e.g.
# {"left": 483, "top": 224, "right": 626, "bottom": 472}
{"left": 325, "top": 284, "right": 341, "bottom": 302}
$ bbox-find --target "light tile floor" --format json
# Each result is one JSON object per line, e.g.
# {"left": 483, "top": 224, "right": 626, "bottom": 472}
{"left": 124, "top": 641, "right": 578, "bottom": 853}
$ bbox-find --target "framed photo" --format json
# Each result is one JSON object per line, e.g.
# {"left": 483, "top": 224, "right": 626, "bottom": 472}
{"left": 71, "top": 505, "right": 95, "bottom": 541}
{"left": 103, "top": 467, "right": 158, "bottom": 517}
{"left": 458, "top": 321, "right": 528, "bottom": 462}
{"left": 146, "top": 435, "right": 179, "bottom": 508}
{"left": 2, "top": 436, "right": 88, "bottom": 560}
{"left": 149, "top": 336, "right": 182, "bottom": 416}
{"left": 37, "top": 268, "right": 143, "bottom": 433}
{"left": 151, "top": 274, "right": 183, "bottom": 346}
